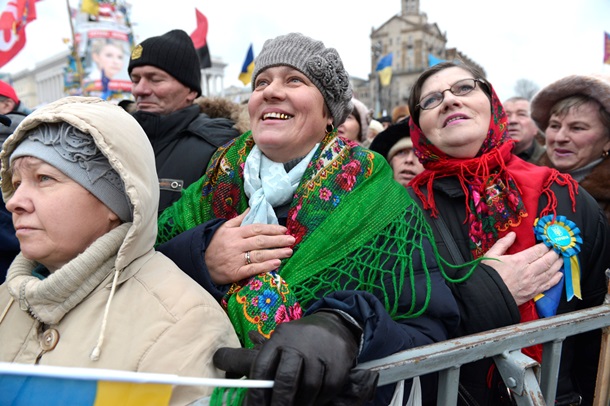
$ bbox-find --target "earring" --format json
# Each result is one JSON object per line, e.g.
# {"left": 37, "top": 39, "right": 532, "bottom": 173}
{"left": 603, "top": 150, "right": 609, "bottom": 158}
{"left": 325, "top": 123, "right": 335, "bottom": 135}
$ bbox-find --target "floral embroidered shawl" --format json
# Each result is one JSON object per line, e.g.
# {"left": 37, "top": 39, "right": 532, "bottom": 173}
{"left": 158, "top": 131, "right": 448, "bottom": 347}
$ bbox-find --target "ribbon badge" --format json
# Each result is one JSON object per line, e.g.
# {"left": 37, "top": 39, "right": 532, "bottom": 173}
{"left": 533, "top": 215, "right": 582, "bottom": 317}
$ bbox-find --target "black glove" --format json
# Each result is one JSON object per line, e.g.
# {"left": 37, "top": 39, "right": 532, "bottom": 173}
{"left": 213, "top": 311, "right": 370, "bottom": 406}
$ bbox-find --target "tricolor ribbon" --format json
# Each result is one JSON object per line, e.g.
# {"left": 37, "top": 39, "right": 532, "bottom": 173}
{"left": 533, "top": 215, "right": 582, "bottom": 317}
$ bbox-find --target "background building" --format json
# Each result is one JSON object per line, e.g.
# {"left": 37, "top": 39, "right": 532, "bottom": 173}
{"left": 357, "top": 0, "right": 484, "bottom": 117}
{"left": 3, "top": 0, "right": 483, "bottom": 114}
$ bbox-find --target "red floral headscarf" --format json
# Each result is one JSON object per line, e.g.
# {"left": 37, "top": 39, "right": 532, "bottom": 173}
{"left": 409, "top": 81, "right": 576, "bottom": 259}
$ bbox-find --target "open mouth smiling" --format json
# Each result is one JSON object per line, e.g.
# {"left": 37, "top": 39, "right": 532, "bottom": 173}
{"left": 262, "top": 112, "right": 294, "bottom": 120}
{"left": 443, "top": 115, "right": 468, "bottom": 127}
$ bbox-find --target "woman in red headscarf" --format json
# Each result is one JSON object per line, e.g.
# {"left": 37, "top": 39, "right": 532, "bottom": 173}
{"left": 407, "top": 61, "right": 610, "bottom": 406}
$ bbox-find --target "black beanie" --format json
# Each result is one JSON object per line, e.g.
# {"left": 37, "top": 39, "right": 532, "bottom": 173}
{"left": 128, "top": 29, "right": 202, "bottom": 96}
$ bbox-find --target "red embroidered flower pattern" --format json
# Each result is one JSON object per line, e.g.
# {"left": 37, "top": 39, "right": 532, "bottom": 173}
{"left": 214, "top": 183, "right": 241, "bottom": 218}
{"left": 288, "top": 220, "right": 308, "bottom": 246}
{"left": 336, "top": 160, "right": 361, "bottom": 191}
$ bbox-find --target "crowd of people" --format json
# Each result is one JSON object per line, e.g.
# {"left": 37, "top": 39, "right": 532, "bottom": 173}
{"left": 0, "top": 27, "right": 608, "bottom": 406}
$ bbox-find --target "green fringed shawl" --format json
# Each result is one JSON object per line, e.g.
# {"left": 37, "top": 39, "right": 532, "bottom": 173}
{"left": 158, "top": 131, "right": 462, "bottom": 342}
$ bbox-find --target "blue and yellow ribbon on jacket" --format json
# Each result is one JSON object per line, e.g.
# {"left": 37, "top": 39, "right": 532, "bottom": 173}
{"left": 533, "top": 215, "right": 582, "bottom": 318}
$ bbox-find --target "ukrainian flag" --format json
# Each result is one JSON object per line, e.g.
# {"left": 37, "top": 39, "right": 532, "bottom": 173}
{"left": 0, "top": 362, "right": 274, "bottom": 405}
{"left": 0, "top": 363, "right": 172, "bottom": 406}
{"left": 239, "top": 44, "right": 255, "bottom": 86}
{"left": 534, "top": 275, "right": 564, "bottom": 318}
{"left": 376, "top": 53, "right": 393, "bottom": 87}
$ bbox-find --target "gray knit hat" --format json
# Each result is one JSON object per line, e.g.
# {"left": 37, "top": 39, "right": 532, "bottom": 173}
{"left": 10, "top": 122, "right": 132, "bottom": 222}
{"left": 252, "top": 32, "right": 353, "bottom": 127}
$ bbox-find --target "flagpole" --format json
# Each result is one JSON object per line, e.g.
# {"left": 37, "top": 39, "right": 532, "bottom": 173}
{"left": 66, "top": 0, "right": 86, "bottom": 96}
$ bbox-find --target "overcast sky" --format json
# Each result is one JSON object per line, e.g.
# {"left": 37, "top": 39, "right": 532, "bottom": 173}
{"left": 2, "top": 0, "right": 610, "bottom": 101}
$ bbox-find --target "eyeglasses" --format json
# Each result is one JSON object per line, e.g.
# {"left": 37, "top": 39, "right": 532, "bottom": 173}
{"left": 416, "top": 78, "right": 486, "bottom": 111}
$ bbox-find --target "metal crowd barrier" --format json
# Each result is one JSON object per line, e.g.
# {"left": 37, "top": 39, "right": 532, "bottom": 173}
{"left": 358, "top": 304, "right": 610, "bottom": 406}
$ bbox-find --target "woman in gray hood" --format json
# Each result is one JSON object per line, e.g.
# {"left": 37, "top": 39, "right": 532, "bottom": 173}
{"left": 0, "top": 97, "right": 239, "bottom": 405}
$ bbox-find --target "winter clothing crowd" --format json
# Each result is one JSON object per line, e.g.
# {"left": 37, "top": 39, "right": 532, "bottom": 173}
{"left": 0, "top": 28, "right": 608, "bottom": 406}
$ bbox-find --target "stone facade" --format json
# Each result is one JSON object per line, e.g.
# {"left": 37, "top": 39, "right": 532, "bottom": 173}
{"left": 356, "top": 0, "right": 485, "bottom": 118}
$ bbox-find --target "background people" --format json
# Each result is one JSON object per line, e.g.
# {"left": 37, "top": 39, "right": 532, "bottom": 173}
{"left": 0, "top": 114, "right": 19, "bottom": 282}
{"left": 0, "top": 97, "right": 240, "bottom": 405}
{"left": 0, "top": 80, "right": 30, "bottom": 283}
{"left": 156, "top": 33, "right": 460, "bottom": 405}
{"left": 407, "top": 61, "right": 609, "bottom": 405}
{"left": 369, "top": 119, "right": 424, "bottom": 187}
{"left": 337, "top": 97, "right": 370, "bottom": 145}
{"left": 0, "top": 80, "right": 31, "bottom": 145}
{"left": 391, "top": 104, "right": 410, "bottom": 124}
{"left": 531, "top": 74, "right": 610, "bottom": 221}
{"left": 503, "top": 96, "right": 545, "bottom": 163}
{"left": 128, "top": 29, "right": 240, "bottom": 213}
{"left": 364, "top": 118, "right": 384, "bottom": 147}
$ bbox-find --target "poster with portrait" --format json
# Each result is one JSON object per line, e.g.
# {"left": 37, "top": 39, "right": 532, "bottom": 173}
{"left": 77, "top": 21, "right": 132, "bottom": 100}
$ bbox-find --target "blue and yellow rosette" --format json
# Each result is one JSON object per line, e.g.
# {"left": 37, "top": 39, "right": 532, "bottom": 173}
{"left": 533, "top": 215, "right": 582, "bottom": 318}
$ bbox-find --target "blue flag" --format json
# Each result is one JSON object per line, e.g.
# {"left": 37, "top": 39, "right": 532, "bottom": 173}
{"left": 428, "top": 54, "right": 446, "bottom": 67}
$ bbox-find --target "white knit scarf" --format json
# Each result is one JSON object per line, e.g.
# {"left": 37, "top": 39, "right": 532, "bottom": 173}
{"left": 242, "top": 144, "right": 318, "bottom": 226}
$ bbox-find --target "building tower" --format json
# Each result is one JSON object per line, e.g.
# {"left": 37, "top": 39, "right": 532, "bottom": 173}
{"left": 361, "top": 0, "right": 484, "bottom": 117}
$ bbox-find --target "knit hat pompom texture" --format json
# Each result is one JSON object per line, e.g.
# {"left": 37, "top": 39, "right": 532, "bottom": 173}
{"left": 252, "top": 33, "right": 353, "bottom": 127}
{"left": 531, "top": 74, "right": 610, "bottom": 131}
{"left": 10, "top": 122, "right": 132, "bottom": 222}
{"left": 128, "top": 29, "right": 202, "bottom": 97}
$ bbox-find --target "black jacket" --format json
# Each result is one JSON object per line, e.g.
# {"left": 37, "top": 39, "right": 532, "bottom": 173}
{"left": 133, "top": 105, "right": 239, "bottom": 213}
{"left": 410, "top": 176, "right": 609, "bottom": 406}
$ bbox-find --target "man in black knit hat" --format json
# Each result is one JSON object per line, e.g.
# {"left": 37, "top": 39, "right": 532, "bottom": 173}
{"left": 128, "top": 29, "right": 240, "bottom": 213}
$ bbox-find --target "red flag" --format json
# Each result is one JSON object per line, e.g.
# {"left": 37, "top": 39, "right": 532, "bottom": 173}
{"left": 0, "top": 0, "right": 36, "bottom": 30}
{"left": 190, "top": 8, "right": 211, "bottom": 69}
{"left": 0, "top": 0, "right": 37, "bottom": 68}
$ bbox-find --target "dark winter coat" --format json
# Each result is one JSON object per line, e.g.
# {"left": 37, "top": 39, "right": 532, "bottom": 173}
{"left": 0, "top": 110, "right": 25, "bottom": 282}
{"left": 133, "top": 103, "right": 240, "bottom": 213}
{"left": 410, "top": 176, "right": 609, "bottom": 406}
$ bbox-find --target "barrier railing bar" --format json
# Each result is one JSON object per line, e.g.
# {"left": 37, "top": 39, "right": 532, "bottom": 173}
{"left": 436, "top": 366, "right": 460, "bottom": 405}
{"left": 358, "top": 304, "right": 610, "bottom": 386}
{"left": 539, "top": 339, "right": 563, "bottom": 405}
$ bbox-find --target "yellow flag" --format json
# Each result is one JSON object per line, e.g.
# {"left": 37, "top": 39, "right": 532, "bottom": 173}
{"left": 81, "top": 0, "right": 99, "bottom": 16}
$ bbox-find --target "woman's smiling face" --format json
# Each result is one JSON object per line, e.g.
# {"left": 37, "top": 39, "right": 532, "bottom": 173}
{"left": 248, "top": 66, "right": 331, "bottom": 163}
{"left": 418, "top": 67, "right": 491, "bottom": 158}
{"left": 544, "top": 101, "right": 610, "bottom": 172}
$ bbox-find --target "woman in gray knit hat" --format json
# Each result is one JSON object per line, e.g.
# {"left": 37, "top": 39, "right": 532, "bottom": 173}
{"left": 0, "top": 97, "right": 239, "bottom": 405}
{"left": 156, "top": 32, "right": 460, "bottom": 405}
